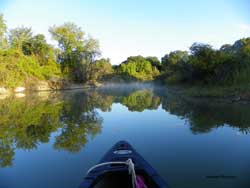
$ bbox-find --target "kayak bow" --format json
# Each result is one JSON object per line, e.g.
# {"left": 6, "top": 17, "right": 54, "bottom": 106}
{"left": 79, "top": 141, "right": 169, "bottom": 188}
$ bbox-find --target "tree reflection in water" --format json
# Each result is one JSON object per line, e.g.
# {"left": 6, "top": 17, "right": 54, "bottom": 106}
{"left": 0, "top": 92, "right": 103, "bottom": 167}
{"left": 1, "top": 87, "right": 250, "bottom": 167}
{"left": 160, "top": 93, "right": 250, "bottom": 134}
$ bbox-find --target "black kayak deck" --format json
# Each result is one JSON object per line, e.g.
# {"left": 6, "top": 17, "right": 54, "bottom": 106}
{"left": 79, "top": 141, "right": 169, "bottom": 188}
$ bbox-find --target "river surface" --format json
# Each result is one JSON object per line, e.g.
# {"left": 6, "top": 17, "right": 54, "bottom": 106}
{"left": 0, "top": 85, "right": 250, "bottom": 188}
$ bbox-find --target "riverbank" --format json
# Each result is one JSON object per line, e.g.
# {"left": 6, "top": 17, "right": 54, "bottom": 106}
{"left": 167, "top": 84, "right": 250, "bottom": 104}
{"left": 0, "top": 80, "right": 102, "bottom": 96}
{"left": 2, "top": 80, "right": 250, "bottom": 104}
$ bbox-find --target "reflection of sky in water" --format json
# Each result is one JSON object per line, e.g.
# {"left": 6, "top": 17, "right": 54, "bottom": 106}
{"left": 0, "top": 88, "right": 250, "bottom": 188}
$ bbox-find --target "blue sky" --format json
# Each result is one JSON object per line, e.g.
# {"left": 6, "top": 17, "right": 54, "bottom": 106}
{"left": 0, "top": 0, "right": 250, "bottom": 64}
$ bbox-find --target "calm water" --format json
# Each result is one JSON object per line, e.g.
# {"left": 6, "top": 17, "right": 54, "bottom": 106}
{"left": 0, "top": 85, "right": 250, "bottom": 188}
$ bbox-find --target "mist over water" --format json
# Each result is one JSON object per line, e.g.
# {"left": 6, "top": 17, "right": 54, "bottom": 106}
{"left": 0, "top": 84, "right": 250, "bottom": 188}
{"left": 99, "top": 82, "right": 159, "bottom": 91}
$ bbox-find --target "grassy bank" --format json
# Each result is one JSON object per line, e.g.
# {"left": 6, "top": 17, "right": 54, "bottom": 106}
{"left": 0, "top": 50, "right": 61, "bottom": 88}
{"left": 168, "top": 84, "right": 250, "bottom": 102}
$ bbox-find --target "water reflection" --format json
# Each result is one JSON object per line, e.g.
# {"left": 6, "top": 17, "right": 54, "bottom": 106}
{"left": 0, "top": 86, "right": 250, "bottom": 168}
{"left": 160, "top": 93, "right": 250, "bottom": 134}
{"left": 0, "top": 92, "right": 103, "bottom": 167}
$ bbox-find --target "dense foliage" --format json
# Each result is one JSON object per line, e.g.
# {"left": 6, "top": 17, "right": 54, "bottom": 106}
{"left": 0, "top": 12, "right": 250, "bottom": 89}
{"left": 117, "top": 56, "right": 160, "bottom": 81}
{"left": 0, "top": 14, "right": 61, "bottom": 88}
{"left": 0, "top": 14, "right": 109, "bottom": 88}
{"left": 49, "top": 22, "right": 100, "bottom": 82}
{"left": 161, "top": 38, "right": 250, "bottom": 85}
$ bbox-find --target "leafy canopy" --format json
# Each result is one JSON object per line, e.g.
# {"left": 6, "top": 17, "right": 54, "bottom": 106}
{"left": 49, "top": 22, "right": 100, "bottom": 82}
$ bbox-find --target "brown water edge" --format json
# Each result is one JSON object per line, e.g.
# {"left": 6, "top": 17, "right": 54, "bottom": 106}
{"left": 0, "top": 80, "right": 102, "bottom": 97}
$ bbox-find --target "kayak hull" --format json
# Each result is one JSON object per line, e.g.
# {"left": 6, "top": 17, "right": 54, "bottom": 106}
{"left": 79, "top": 141, "right": 169, "bottom": 188}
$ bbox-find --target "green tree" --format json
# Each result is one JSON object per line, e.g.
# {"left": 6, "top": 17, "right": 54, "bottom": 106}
{"left": 161, "top": 50, "right": 190, "bottom": 83}
{"left": 49, "top": 22, "right": 100, "bottom": 82}
{"left": 146, "top": 56, "right": 161, "bottom": 70}
{"left": 22, "top": 34, "right": 54, "bottom": 65}
{"left": 90, "top": 58, "right": 113, "bottom": 81}
{"left": 118, "top": 56, "right": 160, "bottom": 80}
{"left": 162, "top": 50, "right": 189, "bottom": 67}
{"left": 0, "top": 14, "right": 7, "bottom": 49}
{"left": 189, "top": 43, "right": 219, "bottom": 82}
{"left": 220, "top": 38, "right": 250, "bottom": 84}
{"left": 9, "top": 27, "right": 32, "bottom": 50}
{"left": 233, "top": 38, "right": 250, "bottom": 59}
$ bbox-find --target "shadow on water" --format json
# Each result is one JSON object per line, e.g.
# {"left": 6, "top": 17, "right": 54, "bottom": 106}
{"left": 0, "top": 84, "right": 250, "bottom": 168}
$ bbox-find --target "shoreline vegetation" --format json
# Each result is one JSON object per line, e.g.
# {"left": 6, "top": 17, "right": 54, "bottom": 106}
{"left": 166, "top": 85, "right": 250, "bottom": 104}
{"left": 0, "top": 14, "right": 250, "bottom": 102}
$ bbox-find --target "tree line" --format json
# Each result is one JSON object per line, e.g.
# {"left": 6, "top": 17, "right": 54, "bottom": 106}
{"left": 0, "top": 14, "right": 113, "bottom": 88}
{"left": 0, "top": 13, "right": 250, "bottom": 88}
